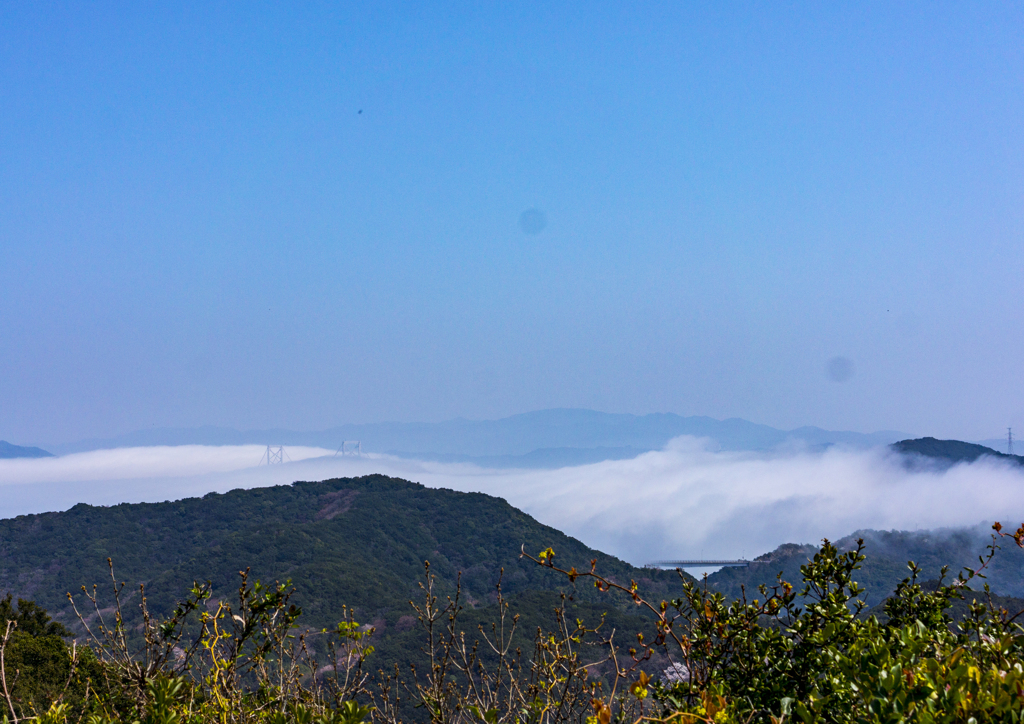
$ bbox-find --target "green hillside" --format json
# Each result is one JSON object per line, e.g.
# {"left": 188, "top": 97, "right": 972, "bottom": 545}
{"left": 0, "top": 474, "right": 681, "bottom": 673}
{"left": 7, "top": 474, "right": 1024, "bottom": 723}
{"left": 706, "top": 525, "right": 1024, "bottom": 606}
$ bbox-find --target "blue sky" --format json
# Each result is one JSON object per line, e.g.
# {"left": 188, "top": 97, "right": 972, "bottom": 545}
{"left": 2, "top": 2, "right": 1023, "bottom": 445}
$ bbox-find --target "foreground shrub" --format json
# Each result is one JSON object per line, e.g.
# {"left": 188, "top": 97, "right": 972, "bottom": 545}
{"left": 527, "top": 523, "right": 1024, "bottom": 723}
{"left": 5, "top": 525, "right": 1024, "bottom": 723}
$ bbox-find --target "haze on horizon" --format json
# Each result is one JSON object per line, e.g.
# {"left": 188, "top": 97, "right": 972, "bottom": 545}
{"left": 2, "top": 3, "right": 1023, "bottom": 447}
{"left": 4, "top": 438, "right": 1024, "bottom": 566}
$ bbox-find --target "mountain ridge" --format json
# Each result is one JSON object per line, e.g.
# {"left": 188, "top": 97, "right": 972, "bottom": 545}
{"left": 891, "top": 437, "right": 1024, "bottom": 468}
{"left": 0, "top": 474, "right": 681, "bottom": 635}
{"left": 706, "top": 522, "right": 1024, "bottom": 605}
{"left": 47, "top": 408, "right": 909, "bottom": 458}
{"left": 0, "top": 440, "right": 53, "bottom": 459}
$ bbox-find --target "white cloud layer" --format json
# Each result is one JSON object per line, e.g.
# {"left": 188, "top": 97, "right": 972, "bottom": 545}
{"left": 3, "top": 437, "right": 1023, "bottom": 566}
{"left": 0, "top": 445, "right": 335, "bottom": 484}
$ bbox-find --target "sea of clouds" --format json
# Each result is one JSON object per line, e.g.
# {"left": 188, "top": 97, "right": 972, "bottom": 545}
{"left": 2, "top": 437, "right": 1023, "bottom": 566}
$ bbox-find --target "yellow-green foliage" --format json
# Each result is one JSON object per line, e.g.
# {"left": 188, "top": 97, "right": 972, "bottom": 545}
{"left": 526, "top": 524, "right": 1024, "bottom": 724}
{"left": 8, "top": 524, "right": 1024, "bottom": 723}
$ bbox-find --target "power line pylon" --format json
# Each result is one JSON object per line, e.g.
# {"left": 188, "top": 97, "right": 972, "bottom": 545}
{"left": 1009, "top": 428, "right": 1014, "bottom": 456}
{"left": 335, "top": 441, "right": 362, "bottom": 456}
{"left": 260, "top": 445, "right": 287, "bottom": 465}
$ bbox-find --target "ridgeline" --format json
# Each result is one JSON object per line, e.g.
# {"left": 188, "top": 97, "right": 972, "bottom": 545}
{"left": 891, "top": 436, "right": 1024, "bottom": 467}
{"left": 0, "top": 440, "right": 53, "bottom": 459}
{"left": 0, "top": 474, "right": 681, "bottom": 674}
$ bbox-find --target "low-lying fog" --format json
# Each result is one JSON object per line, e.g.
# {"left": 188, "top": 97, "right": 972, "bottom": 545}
{"left": 3, "top": 437, "right": 1023, "bottom": 566}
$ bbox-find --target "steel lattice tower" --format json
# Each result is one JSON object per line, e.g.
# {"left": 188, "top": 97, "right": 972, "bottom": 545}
{"left": 260, "top": 445, "right": 286, "bottom": 465}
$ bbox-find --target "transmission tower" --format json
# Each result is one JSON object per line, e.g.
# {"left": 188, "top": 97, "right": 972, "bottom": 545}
{"left": 335, "top": 441, "right": 363, "bottom": 456}
{"left": 1009, "top": 428, "right": 1014, "bottom": 456}
{"left": 259, "top": 445, "right": 288, "bottom": 465}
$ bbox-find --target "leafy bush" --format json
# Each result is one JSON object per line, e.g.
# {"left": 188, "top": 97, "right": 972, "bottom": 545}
{"left": 7, "top": 524, "right": 1024, "bottom": 723}
{"left": 527, "top": 523, "right": 1024, "bottom": 723}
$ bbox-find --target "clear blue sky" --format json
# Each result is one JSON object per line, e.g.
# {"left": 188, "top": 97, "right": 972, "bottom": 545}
{"left": 2, "top": 2, "right": 1022, "bottom": 445}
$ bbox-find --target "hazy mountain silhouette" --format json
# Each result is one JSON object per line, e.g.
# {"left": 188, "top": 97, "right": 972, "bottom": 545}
{"left": 49, "top": 408, "right": 908, "bottom": 463}
{"left": 0, "top": 440, "right": 53, "bottom": 459}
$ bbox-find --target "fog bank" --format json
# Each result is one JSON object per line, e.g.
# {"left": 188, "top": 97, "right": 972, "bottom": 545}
{"left": 2, "top": 437, "right": 1022, "bottom": 566}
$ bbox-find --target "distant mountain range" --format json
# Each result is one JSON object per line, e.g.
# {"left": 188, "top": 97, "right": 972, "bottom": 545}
{"left": 46, "top": 409, "right": 909, "bottom": 465}
{"left": 0, "top": 440, "right": 53, "bottom": 459}
{"left": 13, "top": 413, "right": 1022, "bottom": 478}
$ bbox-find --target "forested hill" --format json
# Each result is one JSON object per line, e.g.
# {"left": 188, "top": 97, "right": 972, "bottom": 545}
{"left": 707, "top": 525, "right": 1024, "bottom": 606}
{"left": 891, "top": 437, "right": 1024, "bottom": 467}
{"left": 0, "top": 475, "right": 680, "bottom": 633}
